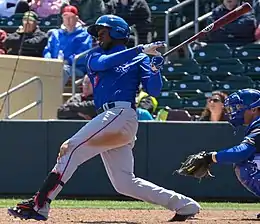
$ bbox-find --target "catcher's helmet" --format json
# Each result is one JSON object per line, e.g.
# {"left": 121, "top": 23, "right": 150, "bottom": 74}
{"left": 87, "top": 15, "right": 130, "bottom": 40}
{"left": 224, "top": 88, "right": 260, "bottom": 127}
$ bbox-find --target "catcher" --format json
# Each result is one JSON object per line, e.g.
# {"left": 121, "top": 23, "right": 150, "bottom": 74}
{"left": 176, "top": 88, "right": 260, "bottom": 218}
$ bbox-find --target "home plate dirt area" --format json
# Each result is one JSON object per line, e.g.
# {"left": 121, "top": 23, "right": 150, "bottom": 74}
{"left": 2, "top": 208, "right": 260, "bottom": 224}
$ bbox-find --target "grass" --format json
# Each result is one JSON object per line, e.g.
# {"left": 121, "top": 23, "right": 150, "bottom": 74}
{"left": 0, "top": 199, "right": 259, "bottom": 210}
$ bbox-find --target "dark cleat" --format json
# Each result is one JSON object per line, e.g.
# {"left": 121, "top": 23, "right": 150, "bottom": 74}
{"left": 257, "top": 213, "right": 260, "bottom": 219}
{"left": 169, "top": 213, "right": 195, "bottom": 222}
{"left": 7, "top": 198, "right": 47, "bottom": 221}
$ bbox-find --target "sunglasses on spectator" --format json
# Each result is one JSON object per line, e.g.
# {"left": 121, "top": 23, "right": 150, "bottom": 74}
{"left": 209, "top": 98, "right": 222, "bottom": 103}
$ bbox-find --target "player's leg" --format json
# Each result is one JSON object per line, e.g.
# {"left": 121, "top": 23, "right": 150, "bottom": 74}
{"left": 234, "top": 161, "right": 260, "bottom": 219}
{"left": 8, "top": 107, "right": 136, "bottom": 220}
{"left": 101, "top": 143, "right": 200, "bottom": 222}
{"left": 234, "top": 162, "right": 260, "bottom": 197}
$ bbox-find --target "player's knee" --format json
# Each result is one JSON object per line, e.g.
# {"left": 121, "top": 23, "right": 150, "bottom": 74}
{"left": 112, "top": 175, "right": 135, "bottom": 196}
{"left": 58, "top": 140, "right": 71, "bottom": 159}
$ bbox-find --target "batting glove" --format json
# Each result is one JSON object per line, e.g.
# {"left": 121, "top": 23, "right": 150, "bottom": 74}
{"left": 140, "top": 41, "right": 166, "bottom": 56}
{"left": 151, "top": 56, "right": 164, "bottom": 71}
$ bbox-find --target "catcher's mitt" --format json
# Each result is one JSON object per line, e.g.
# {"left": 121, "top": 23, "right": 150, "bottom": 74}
{"left": 174, "top": 151, "right": 215, "bottom": 179}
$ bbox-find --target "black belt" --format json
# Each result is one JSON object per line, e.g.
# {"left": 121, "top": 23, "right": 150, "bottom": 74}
{"left": 97, "top": 102, "right": 136, "bottom": 114}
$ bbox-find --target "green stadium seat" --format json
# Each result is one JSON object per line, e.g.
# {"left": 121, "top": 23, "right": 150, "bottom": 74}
{"left": 213, "top": 75, "right": 254, "bottom": 92}
{"left": 182, "top": 74, "right": 211, "bottom": 82}
{"left": 254, "top": 80, "right": 260, "bottom": 89}
{"left": 162, "top": 59, "right": 201, "bottom": 80}
{"left": 201, "top": 58, "right": 245, "bottom": 81}
{"left": 245, "top": 61, "right": 260, "bottom": 80}
{"left": 183, "top": 95, "right": 207, "bottom": 110}
{"left": 162, "top": 80, "right": 172, "bottom": 91}
{"left": 171, "top": 80, "right": 213, "bottom": 97}
{"left": 153, "top": 0, "right": 178, "bottom": 3}
{"left": 149, "top": 2, "right": 176, "bottom": 12}
{"left": 193, "top": 43, "right": 232, "bottom": 63}
{"left": 233, "top": 43, "right": 260, "bottom": 62}
{"left": 156, "top": 92, "right": 183, "bottom": 109}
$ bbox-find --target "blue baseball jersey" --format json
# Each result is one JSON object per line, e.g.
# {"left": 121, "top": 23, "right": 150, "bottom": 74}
{"left": 85, "top": 45, "right": 163, "bottom": 109}
{"left": 216, "top": 116, "right": 260, "bottom": 164}
{"left": 242, "top": 116, "right": 260, "bottom": 154}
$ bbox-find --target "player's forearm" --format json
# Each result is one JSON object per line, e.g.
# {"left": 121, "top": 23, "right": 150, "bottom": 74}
{"left": 144, "top": 71, "right": 163, "bottom": 97}
{"left": 89, "top": 46, "right": 143, "bottom": 71}
{"left": 212, "top": 143, "right": 256, "bottom": 164}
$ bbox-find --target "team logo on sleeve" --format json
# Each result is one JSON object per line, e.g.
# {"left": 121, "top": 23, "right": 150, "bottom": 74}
{"left": 115, "top": 63, "right": 131, "bottom": 75}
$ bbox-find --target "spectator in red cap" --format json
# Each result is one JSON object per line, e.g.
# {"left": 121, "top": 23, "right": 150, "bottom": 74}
{"left": 43, "top": 5, "right": 93, "bottom": 86}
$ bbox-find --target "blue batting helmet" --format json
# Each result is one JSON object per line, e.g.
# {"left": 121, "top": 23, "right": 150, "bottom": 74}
{"left": 87, "top": 15, "right": 130, "bottom": 40}
{"left": 224, "top": 88, "right": 260, "bottom": 127}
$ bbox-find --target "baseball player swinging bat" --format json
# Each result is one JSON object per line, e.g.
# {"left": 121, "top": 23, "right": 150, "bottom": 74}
{"left": 163, "top": 2, "right": 252, "bottom": 57}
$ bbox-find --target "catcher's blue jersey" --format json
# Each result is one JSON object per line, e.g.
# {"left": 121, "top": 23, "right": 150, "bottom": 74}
{"left": 85, "top": 45, "right": 162, "bottom": 109}
{"left": 242, "top": 116, "right": 260, "bottom": 155}
{"left": 235, "top": 116, "right": 260, "bottom": 197}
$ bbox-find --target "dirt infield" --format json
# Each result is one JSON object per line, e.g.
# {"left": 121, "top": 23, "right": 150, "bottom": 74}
{"left": 2, "top": 208, "right": 259, "bottom": 224}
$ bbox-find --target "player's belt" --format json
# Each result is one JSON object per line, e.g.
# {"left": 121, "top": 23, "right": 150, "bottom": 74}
{"left": 97, "top": 101, "right": 135, "bottom": 114}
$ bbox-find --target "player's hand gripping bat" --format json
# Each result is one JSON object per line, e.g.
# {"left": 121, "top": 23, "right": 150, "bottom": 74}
{"left": 163, "top": 2, "right": 252, "bottom": 58}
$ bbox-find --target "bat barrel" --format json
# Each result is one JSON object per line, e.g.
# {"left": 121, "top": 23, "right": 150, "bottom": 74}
{"left": 163, "top": 2, "right": 252, "bottom": 58}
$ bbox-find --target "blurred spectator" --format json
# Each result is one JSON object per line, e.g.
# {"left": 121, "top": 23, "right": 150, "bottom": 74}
{"left": 136, "top": 90, "right": 158, "bottom": 115}
{"left": 198, "top": 91, "right": 228, "bottom": 121}
{"left": 103, "top": 0, "right": 152, "bottom": 45}
{"left": 135, "top": 89, "right": 157, "bottom": 120}
{"left": 136, "top": 107, "right": 154, "bottom": 120}
{"left": 0, "top": 29, "right": 7, "bottom": 54}
{"left": 15, "top": 0, "right": 30, "bottom": 14}
{"left": 0, "top": 0, "right": 29, "bottom": 17}
{"left": 203, "top": 0, "right": 256, "bottom": 46}
{"left": 66, "top": 0, "right": 105, "bottom": 26}
{"left": 43, "top": 6, "right": 93, "bottom": 86}
{"left": 57, "top": 74, "right": 97, "bottom": 120}
{"left": 3, "top": 11, "right": 48, "bottom": 57}
{"left": 30, "top": 0, "right": 62, "bottom": 17}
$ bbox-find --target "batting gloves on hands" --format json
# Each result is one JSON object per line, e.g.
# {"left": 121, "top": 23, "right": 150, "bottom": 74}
{"left": 151, "top": 56, "right": 164, "bottom": 71}
{"left": 140, "top": 41, "right": 166, "bottom": 56}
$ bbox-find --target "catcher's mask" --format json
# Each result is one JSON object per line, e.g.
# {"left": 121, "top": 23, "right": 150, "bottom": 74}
{"left": 224, "top": 89, "right": 260, "bottom": 128}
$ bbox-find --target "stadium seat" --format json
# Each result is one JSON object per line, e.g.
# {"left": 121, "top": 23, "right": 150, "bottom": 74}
{"left": 181, "top": 74, "right": 211, "bottom": 82}
{"left": 233, "top": 43, "right": 260, "bottom": 62}
{"left": 171, "top": 79, "right": 213, "bottom": 97}
{"left": 156, "top": 91, "right": 183, "bottom": 109}
{"left": 193, "top": 43, "right": 232, "bottom": 63}
{"left": 149, "top": 2, "right": 177, "bottom": 12}
{"left": 213, "top": 75, "right": 254, "bottom": 93}
{"left": 182, "top": 94, "right": 207, "bottom": 110}
{"left": 162, "top": 80, "right": 172, "bottom": 91}
{"left": 162, "top": 59, "right": 201, "bottom": 80}
{"left": 201, "top": 58, "right": 245, "bottom": 81}
{"left": 244, "top": 61, "right": 260, "bottom": 80}
{"left": 166, "top": 109, "right": 192, "bottom": 121}
{"left": 254, "top": 80, "right": 260, "bottom": 89}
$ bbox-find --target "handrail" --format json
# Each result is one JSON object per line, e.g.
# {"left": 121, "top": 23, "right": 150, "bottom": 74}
{"left": 71, "top": 25, "right": 138, "bottom": 96}
{"left": 0, "top": 76, "right": 43, "bottom": 119}
{"left": 167, "top": 0, "right": 194, "bottom": 13}
{"left": 169, "top": 11, "right": 212, "bottom": 39}
{"left": 164, "top": 0, "right": 212, "bottom": 62}
{"left": 71, "top": 49, "right": 91, "bottom": 95}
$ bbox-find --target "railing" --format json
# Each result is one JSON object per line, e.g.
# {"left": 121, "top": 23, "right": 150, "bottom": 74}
{"left": 164, "top": 0, "right": 212, "bottom": 62}
{"left": 0, "top": 76, "right": 43, "bottom": 119}
{"left": 71, "top": 25, "right": 139, "bottom": 96}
